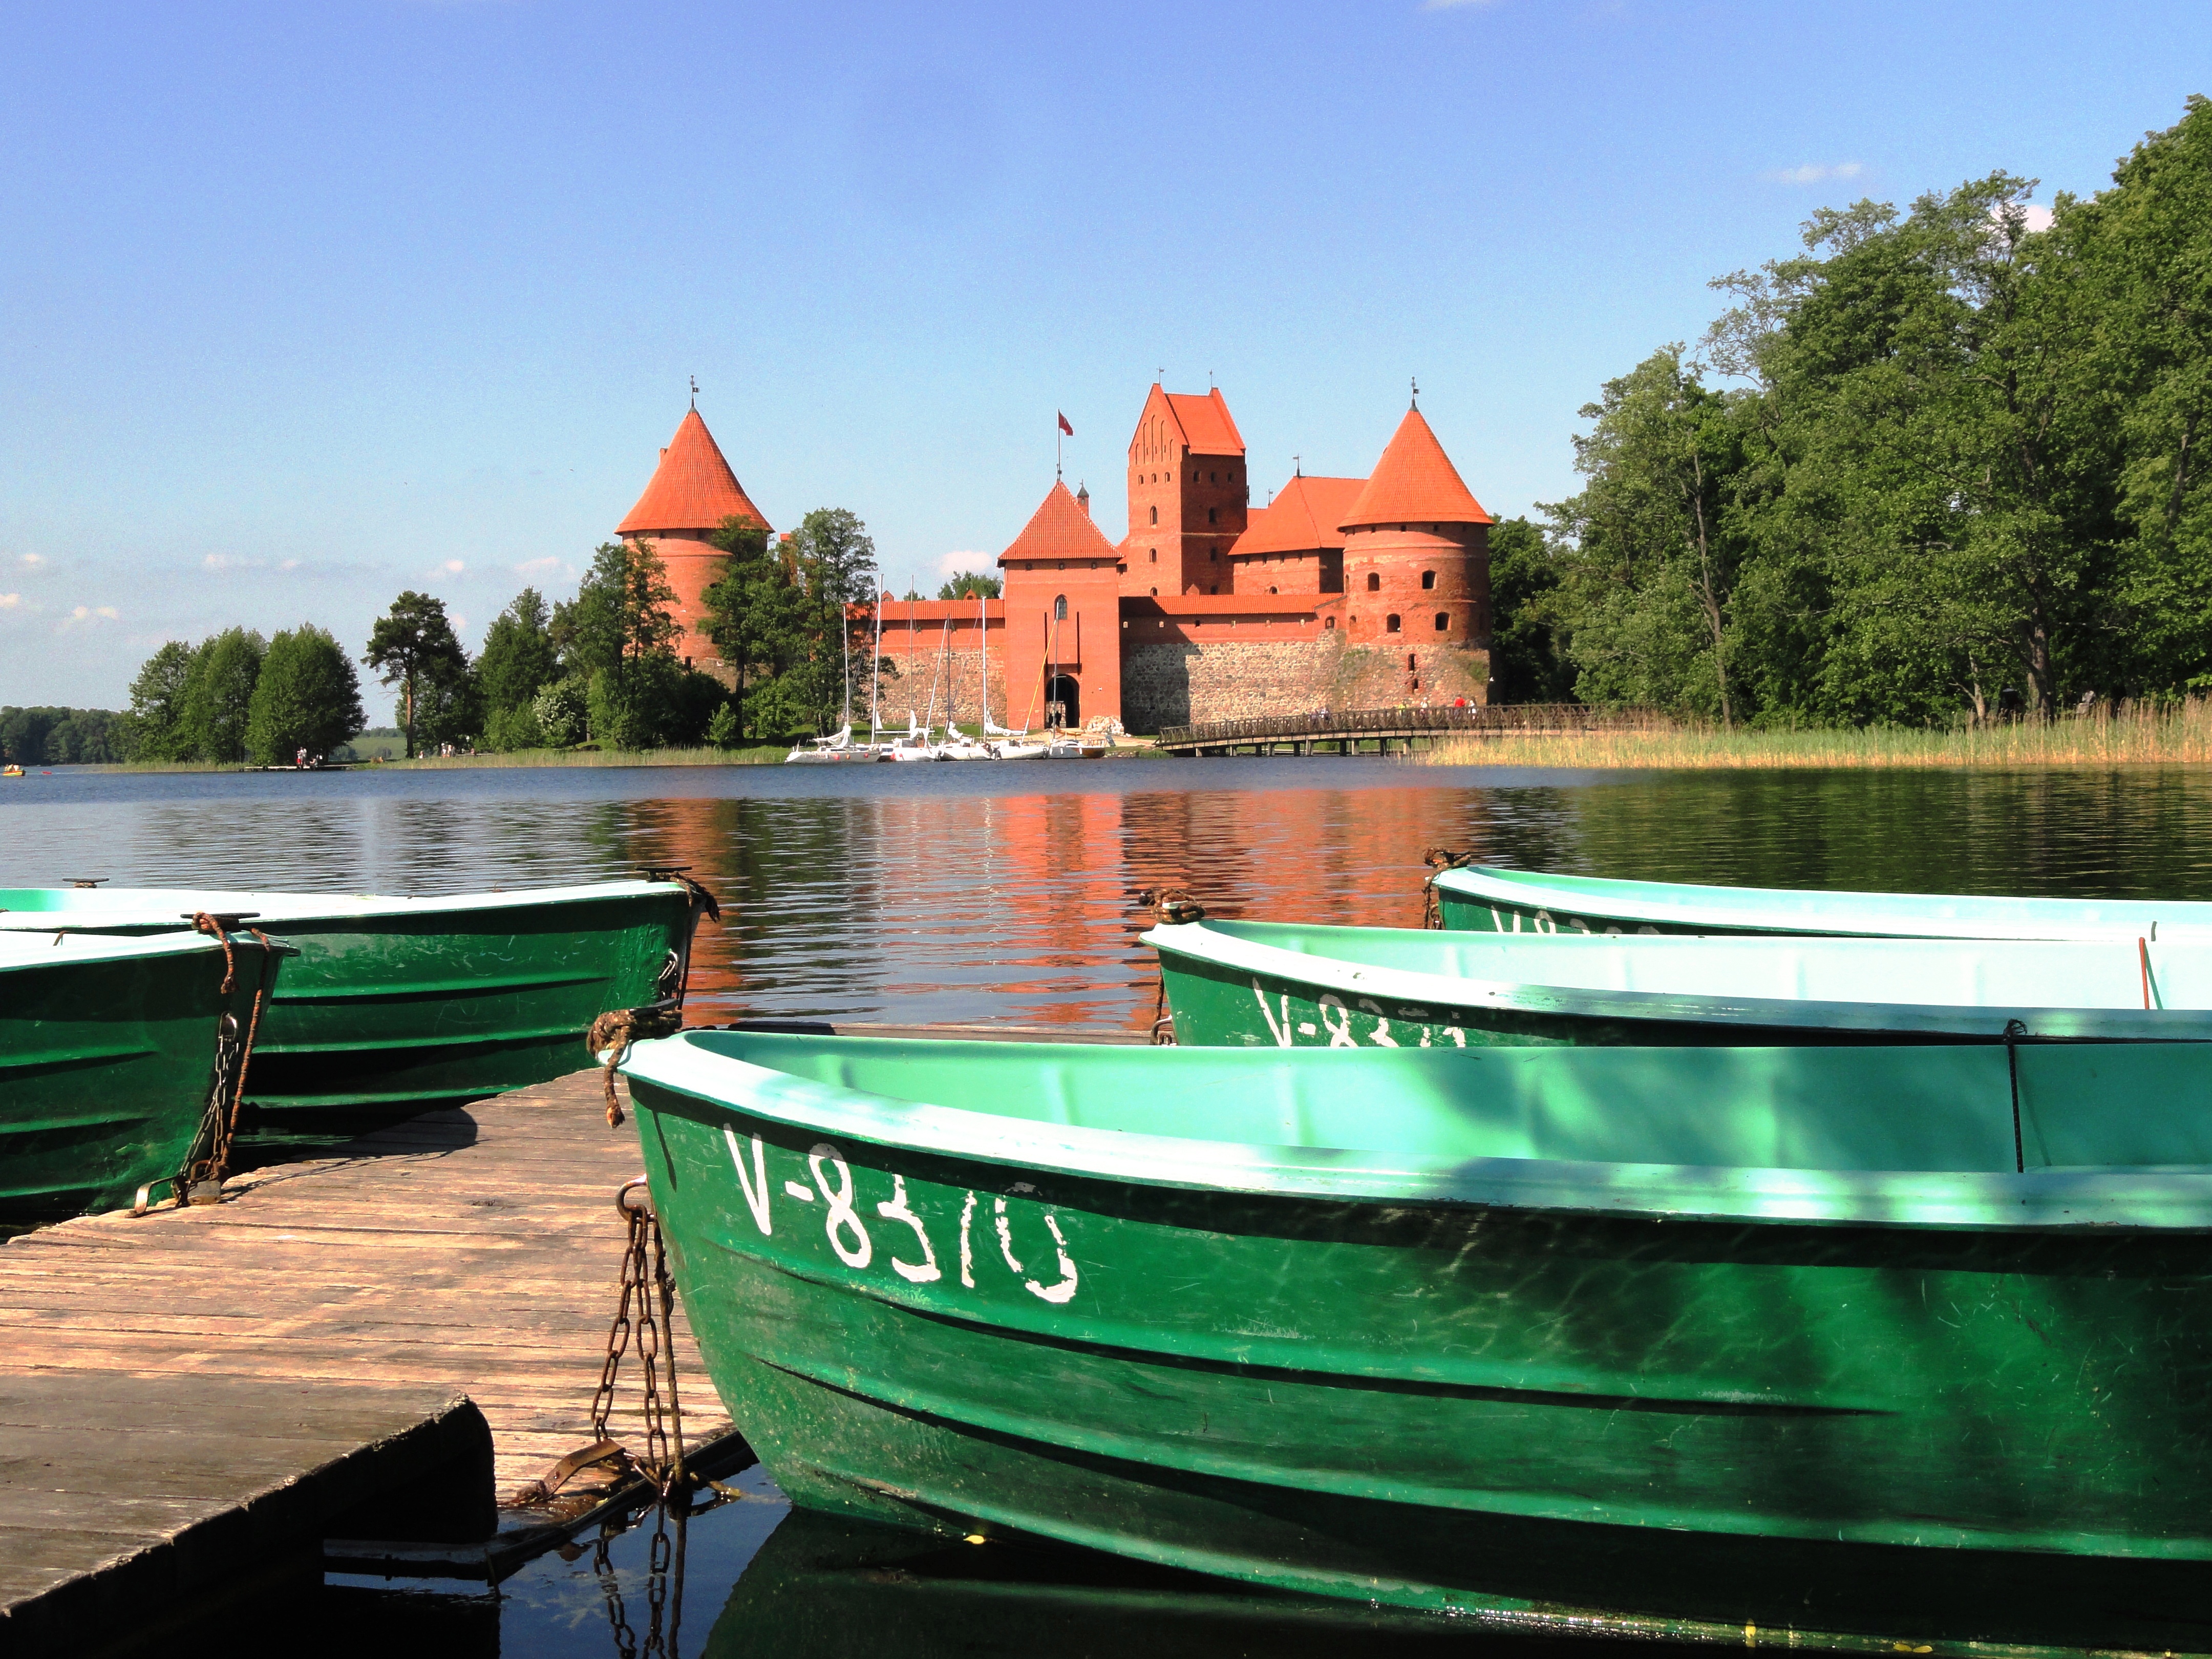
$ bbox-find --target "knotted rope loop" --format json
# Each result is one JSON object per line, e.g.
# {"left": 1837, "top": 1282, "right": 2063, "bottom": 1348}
{"left": 1135, "top": 887, "right": 1206, "bottom": 925}
{"left": 190, "top": 912, "right": 238, "bottom": 993}
{"left": 1418, "top": 846, "right": 1477, "bottom": 929}
{"left": 639, "top": 865, "right": 722, "bottom": 1010}
{"left": 587, "top": 1003, "right": 685, "bottom": 1127}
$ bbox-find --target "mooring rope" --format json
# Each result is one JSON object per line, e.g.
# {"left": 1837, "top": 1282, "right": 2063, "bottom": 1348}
{"left": 586, "top": 1004, "right": 685, "bottom": 1127}
{"left": 1135, "top": 888, "right": 1205, "bottom": 1044}
{"left": 1418, "top": 846, "right": 1477, "bottom": 929}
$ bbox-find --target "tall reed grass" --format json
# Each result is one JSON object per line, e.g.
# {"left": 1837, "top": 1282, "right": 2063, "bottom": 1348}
{"left": 1420, "top": 699, "right": 2212, "bottom": 770}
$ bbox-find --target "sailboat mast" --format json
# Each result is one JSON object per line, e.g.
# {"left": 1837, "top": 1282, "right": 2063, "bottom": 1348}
{"left": 870, "top": 591, "right": 883, "bottom": 737}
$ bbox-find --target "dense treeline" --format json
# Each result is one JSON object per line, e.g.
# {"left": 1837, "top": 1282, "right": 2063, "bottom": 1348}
{"left": 0, "top": 707, "right": 126, "bottom": 764}
{"left": 1492, "top": 96, "right": 2212, "bottom": 725}
{"left": 123, "top": 625, "right": 366, "bottom": 763}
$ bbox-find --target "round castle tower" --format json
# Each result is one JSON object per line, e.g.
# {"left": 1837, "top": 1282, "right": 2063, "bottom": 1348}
{"left": 617, "top": 408, "right": 771, "bottom": 687}
{"left": 1336, "top": 404, "right": 1493, "bottom": 656}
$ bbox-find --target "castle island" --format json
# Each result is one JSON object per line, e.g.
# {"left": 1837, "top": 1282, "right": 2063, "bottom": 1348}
{"left": 617, "top": 383, "right": 1496, "bottom": 733}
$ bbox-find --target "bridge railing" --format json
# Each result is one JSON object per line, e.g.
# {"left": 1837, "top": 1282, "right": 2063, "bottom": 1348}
{"left": 1156, "top": 704, "right": 1661, "bottom": 747}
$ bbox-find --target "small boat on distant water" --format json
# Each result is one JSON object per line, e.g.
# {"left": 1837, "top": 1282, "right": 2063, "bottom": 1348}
{"left": 1435, "top": 864, "right": 2212, "bottom": 941}
{"left": 1, "top": 927, "right": 290, "bottom": 1220}
{"left": 1149, "top": 918, "right": 2212, "bottom": 1048}
{"left": 619, "top": 1029, "right": 2212, "bottom": 1650}
{"left": 0, "top": 878, "right": 708, "bottom": 1143}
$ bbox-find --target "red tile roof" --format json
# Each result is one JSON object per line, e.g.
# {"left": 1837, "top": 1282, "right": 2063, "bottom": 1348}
{"left": 1163, "top": 388, "right": 1244, "bottom": 456}
{"left": 999, "top": 480, "right": 1122, "bottom": 565}
{"left": 1231, "top": 475, "right": 1366, "bottom": 557}
{"left": 1339, "top": 409, "right": 1490, "bottom": 530}
{"left": 617, "top": 409, "right": 771, "bottom": 536}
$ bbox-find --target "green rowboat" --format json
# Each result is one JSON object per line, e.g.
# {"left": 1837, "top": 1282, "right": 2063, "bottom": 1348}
{"left": 1149, "top": 918, "right": 2212, "bottom": 1048}
{"left": 0, "top": 880, "right": 705, "bottom": 1139}
{"left": 621, "top": 1030, "right": 2212, "bottom": 1650}
{"left": 1, "top": 928, "right": 287, "bottom": 1220}
{"left": 1434, "top": 864, "right": 2212, "bottom": 941}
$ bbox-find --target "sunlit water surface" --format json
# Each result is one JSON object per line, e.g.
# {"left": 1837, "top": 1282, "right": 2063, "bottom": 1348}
{"left": 14, "top": 757, "right": 2212, "bottom": 1654}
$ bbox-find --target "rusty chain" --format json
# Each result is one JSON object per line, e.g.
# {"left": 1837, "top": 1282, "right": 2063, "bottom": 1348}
{"left": 589, "top": 1180, "right": 688, "bottom": 1500}
{"left": 137, "top": 919, "right": 279, "bottom": 1213}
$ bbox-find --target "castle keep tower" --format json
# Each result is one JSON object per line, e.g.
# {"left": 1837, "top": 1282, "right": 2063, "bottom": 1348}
{"left": 1121, "top": 385, "right": 1248, "bottom": 597}
{"left": 1338, "top": 404, "right": 1492, "bottom": 651}
{"left": 999, "top": 479, "right": 1123, "bottom": 728}
{"left": 618, "top": 408, "right": 771, "bottom": 685}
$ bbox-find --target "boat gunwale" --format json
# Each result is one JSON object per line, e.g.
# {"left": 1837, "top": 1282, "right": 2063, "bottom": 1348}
{"left": 1147, "top": 920, "right": 2212, "bottom": 1038}
{"left": 0, "top": 877, "right": 688, "bottom": 930}
{"left": 1435, "top": 865, "right": 2212, "bottom": 942}
{"left": 0, "top": 928, "right": 288, "bottom": 970}
{"left": 618, "top": 1032, "right": 2212, "bottom": 1231}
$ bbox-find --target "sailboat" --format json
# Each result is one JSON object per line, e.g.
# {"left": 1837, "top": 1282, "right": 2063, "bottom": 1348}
{"left": 785, "top": 585, "right": 884, "bottom": 761}
{"left": 937, "top": 594, "right": 994, "bottom": 760}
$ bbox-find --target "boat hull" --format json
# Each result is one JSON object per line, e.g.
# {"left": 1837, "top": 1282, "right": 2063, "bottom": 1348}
{"left": 1435, "top": 866, "right": 2212, "bottom": 941}
{"left": 0, "top": 883, "right": 696, "bottom": 1141}
{"left": 624, "top": 1038, "right": 2212, "bottom": 1649}
{"left": 1150, "top": 921, "right": 2212, "bottom": 1048}
{"left": 1, "top": 933, "right": 279, "bottom": 1219}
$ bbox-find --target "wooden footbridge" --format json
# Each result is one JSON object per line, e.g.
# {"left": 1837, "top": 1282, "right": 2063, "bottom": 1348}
{"left": 1156, "top": 703, "right": 1651, "bottom": 757}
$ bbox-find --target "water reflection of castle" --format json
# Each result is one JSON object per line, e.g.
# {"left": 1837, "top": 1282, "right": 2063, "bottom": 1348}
{"left": 618, "top": 384, "right": 1496, "bottom": 733}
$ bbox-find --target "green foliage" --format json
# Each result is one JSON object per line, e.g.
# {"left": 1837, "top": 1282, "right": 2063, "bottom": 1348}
{"left": 1484, "top": 519, "right": 1576, "bottom": 704}
{"left": 0, "top": 707, "right": 124, "bottom": 764}
{"left": 704, "top": 508, "right": 878, "bottom": 740}
{"left": 125, "top": 641, "right": 199, "bottom": 760}
{"left": 245, "top": 624, "right": 366, "bottom": 764}
{"left": 938, "top": 571, "right": 1001, "bottom": 599}
{"left": 481, "top": 701, "right": 546, "bottom": 753}
{"left": 364, "top": 591, "right": 471, "bottom": 757}
{"left": 1516, "top": 96, "right": 2212, "bottom": 726}
{"left": 532, "top": 678, "right": 588, "bottom": 747}
{"left": 705, "top": 701, "right": 739, "bottom": 748}
{"left": 475, "top": 588, "right": 559, "bottom": 717}
{"left": 179, "top": 628, "right": 266, "bottom": 763}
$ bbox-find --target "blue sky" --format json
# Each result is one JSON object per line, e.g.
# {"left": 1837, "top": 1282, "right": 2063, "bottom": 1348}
{"left": 2, "top": 0, "right": 2205, "bottom": 709}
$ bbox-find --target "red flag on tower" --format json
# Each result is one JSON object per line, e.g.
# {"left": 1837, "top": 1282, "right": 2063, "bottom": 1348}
{"left": 1057, "top": 411, "right": 1074, "bottom": 436}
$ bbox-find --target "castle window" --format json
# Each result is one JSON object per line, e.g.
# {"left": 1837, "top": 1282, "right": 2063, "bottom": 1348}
{"left": 1268, "top": 586, "right": 1278, "bottom": 594}
{"left": 1054, "top": 595, "right": 1068, "bottom": 621}
{"left": 1435, "top": 612, "right": 1450, "bottom": 631}
{"left": 1150, "top": 506, "right": 1158, "bottom": 526}
{"left": 1421, "top": 570, "right": 1436, "bottom": 590}
{"left": 1149, "top": 548, "right": 1157, "bottom": 562}
{"left": 1386, "top": 614, "right": 1401, "bottom": 633}
{"left": 1325, "top": 615, "right": 1336, "bottom": 630}
{"left": 1151, "top": 588, "right": 1158, "bottom": 597}
{"left": 1209, "top": 548, "right": 1219, "bottom": 562}
{"left": 1207, "top": 508, "right": 1217, "bottom": 524}
{"left": 1408, "top": 653, "right": 1417, "bottom": 671}
{"left": 1365, "top": 572, "right": 1380, "bottom": 592}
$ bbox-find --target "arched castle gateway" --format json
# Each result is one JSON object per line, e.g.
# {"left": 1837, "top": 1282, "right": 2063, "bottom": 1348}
{"left": 612, "top": 386, "right": 1493, "bottom": 727}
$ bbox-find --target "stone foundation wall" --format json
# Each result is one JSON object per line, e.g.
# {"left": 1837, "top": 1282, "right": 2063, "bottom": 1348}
{"left": 1120, "top": 638, "right": 1488, "bottom": 732}
{"left": 874, "top": 647, "right": 1010, "bottom": 728}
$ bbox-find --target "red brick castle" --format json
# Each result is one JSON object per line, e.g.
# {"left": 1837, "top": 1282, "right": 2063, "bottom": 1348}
{"left": 617, "top": 383, "right": 1494, "bottom": 731}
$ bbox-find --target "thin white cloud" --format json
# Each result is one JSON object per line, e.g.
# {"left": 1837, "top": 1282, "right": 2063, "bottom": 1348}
{"left": 936, "top": 550, "right": 991, "bottom": 577}
{"left": 1421, "top": 0, "right": 1501, "bottom": 10}
{"left": 439, "top": 559, "right": 466, "bottom": 575}
{"left": 0, "top": 593, "right": 21, "bottom": 610}
{"left": 18, "top": 553, "right": 44, "bottom": 568}
{"left": 279, "top": 558, "right": 302, "bottom": 571}
{"left": 1993, "top": 201, "right": 2055, "bottom": 233}
{"left": 1766, "top": 161, "right": 1865, "bottom": 185}
{"left": 203, "top": 553, "right": 261, "bottom": 572}
{"left": 515, "top": 556, "right": 562, "bottom": 575}
{"left": 59, "top": 604, "right": 119, "bottom": 629}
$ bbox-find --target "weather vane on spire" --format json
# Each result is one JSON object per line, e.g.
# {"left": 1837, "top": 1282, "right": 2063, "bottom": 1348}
{"left": 1410, "top": 375, "right": 1419, "bottom": 410}
{"left": 690, "top": 375, "right": 699, "bottom": 409}
{"left": 1293, "top": 453, "right": 1302, "bottom": 477}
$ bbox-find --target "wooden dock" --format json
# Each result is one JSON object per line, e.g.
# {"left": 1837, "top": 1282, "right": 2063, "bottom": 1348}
{"left": 0, "top": 1066, "right": 740, "bottom": 1645}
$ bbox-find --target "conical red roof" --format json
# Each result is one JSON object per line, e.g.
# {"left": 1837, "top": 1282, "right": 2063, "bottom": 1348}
{"left": 1339, "top": 408, "right": 1490, "bottom": 531}
{"left": 618, "top": 409, "right": 771, "bottom": 535}
{"left": 998, "top": 480, "right": 1121, "bottom": 564}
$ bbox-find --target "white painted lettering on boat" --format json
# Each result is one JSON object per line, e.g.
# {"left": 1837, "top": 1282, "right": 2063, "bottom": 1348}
{"left": 783, "top": 1181, "right": 814, "bottom": 1202}
{"left": 875, "top": 1174, "right": 940, "bottom": 1283}
{"left": 723, "top": 1129, "right": 773, "bottom": 1235}
{"left": 1251, "top": 978, "right": 1292, "bottom": 1048}
{"left": 1317, "top": 993, "right": 1358, "bottom": 1047}
{"left": 994, "top": 1191, "right": 1080, "bottom": 1304}
{"left": 1296, "top": 1022, "right": 1316, "bottom": 1036}
{"left": 1532, "top": 908, "right": 1557, "bottom": 934}
{"left": 958, "top": 1189, "right": 977, "bottom": 1287}
{"left": 808, "top": 1144, "right": 873, "bottom": 1269}
{"left": 1357, "top": 998, "right": 1399, "bottom": 1047}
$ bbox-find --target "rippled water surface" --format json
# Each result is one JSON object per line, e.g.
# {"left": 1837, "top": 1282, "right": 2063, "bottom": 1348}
{"left": 16, "top": 756, "right": 2212, "bottom": 1653}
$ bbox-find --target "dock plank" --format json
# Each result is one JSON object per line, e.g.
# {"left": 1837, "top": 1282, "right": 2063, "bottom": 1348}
{"left": 0, "top": 1070, "right": 734, "bottom": 1500}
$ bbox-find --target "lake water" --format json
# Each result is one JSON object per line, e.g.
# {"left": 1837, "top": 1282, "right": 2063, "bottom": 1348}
{"left": 13, "top": 756, "right": 2212, "bottom": 1654}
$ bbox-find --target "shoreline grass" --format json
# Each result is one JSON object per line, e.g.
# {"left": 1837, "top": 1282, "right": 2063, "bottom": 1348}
{"left": 1420, "top": 701, "right": 2212, "bottom": 770}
